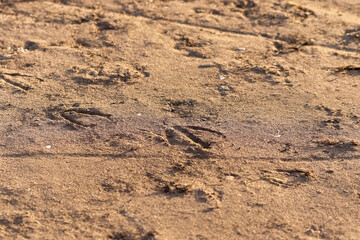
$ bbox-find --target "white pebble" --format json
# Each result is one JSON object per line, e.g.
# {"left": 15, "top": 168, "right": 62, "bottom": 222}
{"left": 45, "top": 145, "right": 52, "bottom": 149}
{"left": 225, "top": 176, "right": 235, "bottom": 181}
{"left": 235, "top": 47, "right": 246, "bottom": 51}
{"left": 274, "top": 130, "right": 281, "bottom": 138}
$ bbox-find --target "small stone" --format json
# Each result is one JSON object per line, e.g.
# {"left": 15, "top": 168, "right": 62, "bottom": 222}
{"left": 274, "top": 130, "right": 281, "bottom": 138}
{"left": 45, "top": 145, "right": 52, "bottom": 149}
{"left": 137, "top": 113, "right": 142, "bottom": 116}
{"left": 225, "top": 176, "right": 234, "bottom": 181}
{"left": 89, "top": 69, "right": 98, "bottom": 76}
{"left": 219, "top": 75, "right": 225, "bottom": 80}
{"left": 235, "top": 47, "right": 246, "bottom": 51}
{"left": 18, "top": 47, "right": 26, "bottom": 53}
{"left": 218, "top": 85, "right": 230, "bottom": 92}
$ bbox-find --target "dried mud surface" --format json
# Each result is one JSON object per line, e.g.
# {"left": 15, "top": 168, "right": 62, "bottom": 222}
{"left": 0, "top": 0, "right": 360, "bottom": 239}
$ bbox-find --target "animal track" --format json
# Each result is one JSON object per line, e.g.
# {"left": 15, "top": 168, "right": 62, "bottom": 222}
{"left": 315, "top": 105, "right": 342, "bottom": 116}
{"left": 46, "top": 106, "right": 112, "bottom": 128}
{"left": 320, "top": 118, "right": 342, "bottom": 130}
{"left": 172, "top": 34, "right": 212, "bottom": 59}
{"left": 0, "top": 72, "right": 41, "bottom": 92}
{"left": 64, "top": 108, "right": 112, "bottom": 118}
{"left": 261, "top": 168, "right": 313, "bottom": 187}
{"left": 173, "top": 126, "right": 212, "bottom": 149}
{"left": 284, "top": 1, "right": 316, "bottom": 21}
{"left": 166, "top": 99, "right": 197, "bottom": 118}
{"left": 149, "top": 126, "right": 225, "bottom": 149}
{"left": 101, "top": 179, "right": 133, "bottom": 194}
{"left": 312, "top": 138, "right": 359, "bottom": 158}
{"left": 165, "top": 99, "right": 217, "bottom": 120}
{"left": 70, "top": 63, "right": 149, "bottom": 86}
{"left": 143, "top": 125, "right": 226, "bottom": 159}
{"left": 146, "top": 172, "right": 222, "bottom": 207}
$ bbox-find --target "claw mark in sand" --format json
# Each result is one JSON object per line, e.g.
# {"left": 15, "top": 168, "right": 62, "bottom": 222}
{"left": 63, "top": 108, "right": 112, "bottom": 119}
{"left": 59, "top": 112, "right": 91, "bottom": 127}
{"left": 47, "top": 107, "right": 112, "bottom": 128}
{"left": 173, "top": 126, "right": 212, "bottom": 149}
{"left": 145, "top": 125, "right": 226, "bottom": 151}
{"left": 185, "top": 125, "right": 226, "bottom": 137}
{"left": 261, "top": 168, "right": 313, "bottom": 188}
{"left": 0, "top": 73, "right": 32, "bottom": 91}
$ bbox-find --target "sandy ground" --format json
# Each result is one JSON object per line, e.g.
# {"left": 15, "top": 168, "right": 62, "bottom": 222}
{"left": 0, "top": 0, "right": 360, "bottom": 239}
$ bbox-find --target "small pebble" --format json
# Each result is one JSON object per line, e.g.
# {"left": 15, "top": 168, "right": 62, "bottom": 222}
{"left": 235, "top": 47, "right": 246, "bottom": 51}
{"left": 137, "top": 113, "right": 142, "bottom": 116}
{"left": 274, "top": 130, "right": 281, "bottom": 138}
{"left": 218, "top": 85, "right": 230, "bottom": 92}
{"left": 225, "top": 176, "right": 234, "bottom": 181}
{"left": 89, "top": 69, "right": 98, "bottom": 76}
{"left": 45, "top": 145, "right": 52, "bottom": 149}
{"left": 219, "top": 75, "right": 225, "bottom": 80}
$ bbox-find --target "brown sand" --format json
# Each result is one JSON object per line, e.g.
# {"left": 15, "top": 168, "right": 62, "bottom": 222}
{"left": 0, "top": 0, "right": 360, "bottom": 239}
